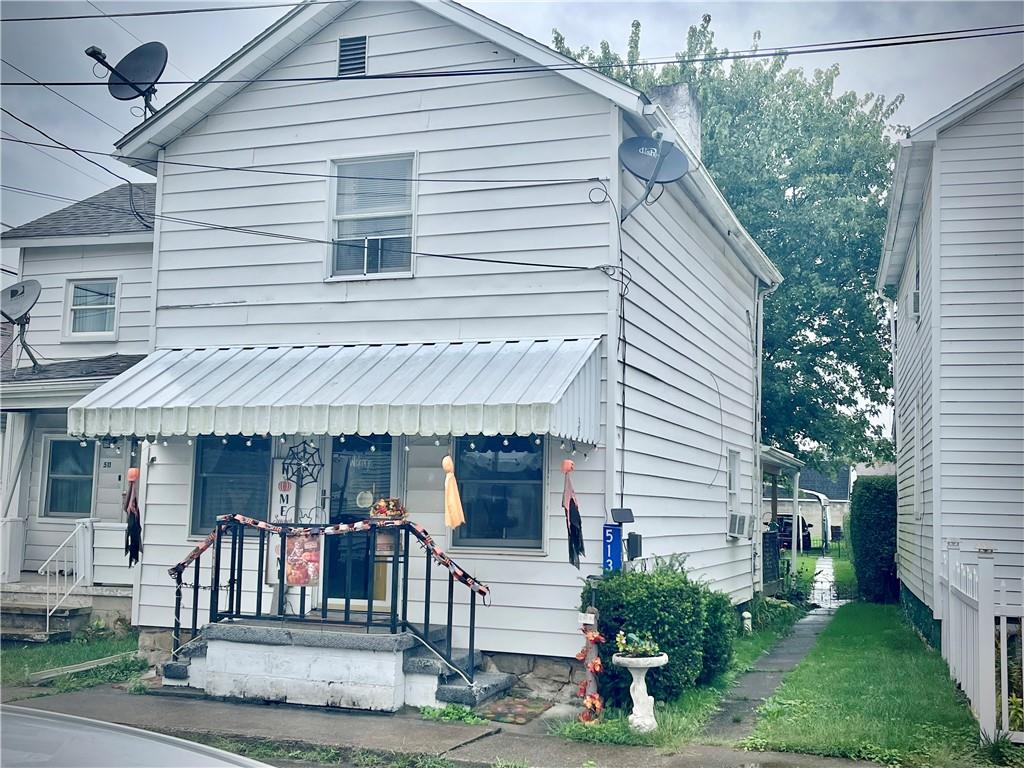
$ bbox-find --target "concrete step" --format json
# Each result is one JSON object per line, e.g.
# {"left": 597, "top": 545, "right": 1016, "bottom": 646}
{"left": 403, "top": 646, "right": 483, "bottom": 678}
{"left": 435, "top": 672, "right": 517, "bottom": 707}
{"left": 0, "top": 626, "right": 73, "bottom": 643}
{"left": 0, "top": 603, "right": 91, "bottom": 636}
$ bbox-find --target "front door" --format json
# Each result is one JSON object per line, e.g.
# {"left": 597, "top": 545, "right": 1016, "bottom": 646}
{"left": 327, "top": 436, "right": 391, "bottom": 603}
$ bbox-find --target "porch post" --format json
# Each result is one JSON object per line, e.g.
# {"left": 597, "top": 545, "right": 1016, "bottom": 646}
{"left": 770, "top": 473, "right": 779, "bottom": 523}
{"left": 791, "top": 470, "right": 801, "bottom": 565}
{"left": 75, "top": 518, "right": 96, "bottom": 587}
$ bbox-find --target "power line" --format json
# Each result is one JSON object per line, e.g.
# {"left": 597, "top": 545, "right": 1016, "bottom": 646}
{"left": 1, "top": 26, "right": 1020, "bottom": 88}
{"left": 1, "top": 182, "right": 619, "bottom": 276}
{"left": 0, "top": 129, "right": 112, "bottom": 188}
{"left": 85, "top": 0, "right": 197, "bottom": 81}
{"left": 0, "top": 136, "right": 601, "bottom": 186}
{"left": 3, "top": 0, "right": 343, "bottom": 22}
{"left": 0, "top": 57, "right": 127, "bottom": 133}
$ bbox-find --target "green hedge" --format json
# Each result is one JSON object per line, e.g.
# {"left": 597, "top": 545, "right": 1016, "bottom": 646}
{"left": 582, "top": 563, "right": 736, "bottom": 707}
{"left": 849, "top": 475, "right": 898, "bottom": 602}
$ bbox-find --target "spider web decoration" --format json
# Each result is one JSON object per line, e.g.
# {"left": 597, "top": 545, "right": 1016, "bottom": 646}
{"left": 282, "top": 440, "right": 323, "bottom": 487}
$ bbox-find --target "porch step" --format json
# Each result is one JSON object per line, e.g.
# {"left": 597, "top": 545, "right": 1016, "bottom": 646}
{"left": 435, "top": 671, "right": 517, "bottom": 707}
{"left": 0, "top": 626, "right": 73, "bottom": 643}
{"left": 0, "top": 603, "right": 91, "bottom": 640}
{"left": 403, "top": 646, "right": 483, "bottom": 678}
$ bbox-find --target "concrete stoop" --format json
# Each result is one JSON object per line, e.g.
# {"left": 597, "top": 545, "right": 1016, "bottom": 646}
{"left": 160, "top": 622, "right": 515, "bottom": 712}
{"left": 0, "top": 602, "right": 91, "bottom": 643}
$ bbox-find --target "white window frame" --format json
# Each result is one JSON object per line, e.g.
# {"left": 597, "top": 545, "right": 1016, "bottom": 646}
{"left": 62, "top": 277, "right": 119, "bottom": 341}
{"left": 726, "top": 449, "right": 748, "bottom": 539}
{"left": 40, "top": 433, "right": 99, "bottom": 519}
{"left": 324, "top": 153, "right": 417, "bottom": 282}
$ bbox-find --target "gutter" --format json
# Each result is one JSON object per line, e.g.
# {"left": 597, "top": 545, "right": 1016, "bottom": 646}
{"left": 640, "top": 103, "right": 783, "bottom": 287}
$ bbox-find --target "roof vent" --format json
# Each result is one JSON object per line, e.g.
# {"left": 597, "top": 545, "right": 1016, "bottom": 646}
{"left": 338, "top": 36, "right": 367, "bottom": 77}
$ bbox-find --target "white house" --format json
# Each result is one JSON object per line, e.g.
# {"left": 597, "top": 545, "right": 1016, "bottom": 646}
{"left": 0, "top": 185, "right": 155, "bottom": 635}
{"left": 4, "top": 0, "right": 782, "bottom": 707}
{"left": 878, "top": 64, "right": 1023, "bottom": 737}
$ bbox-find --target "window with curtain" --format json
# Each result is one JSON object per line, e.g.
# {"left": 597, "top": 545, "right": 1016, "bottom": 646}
{"left": 452, "top": 435, "right": 544, "bottom": 549}
{"left": 68, "top": 279, "right": 116, "bottom": 334}
{"left": 332, "top": 155, "right": 413, "bottom": 277}
{"left": 44, "top": 438, "right": 96, "bottom": 517}
{"left": 190, "top": 436, "right": 272, "bottom": 535}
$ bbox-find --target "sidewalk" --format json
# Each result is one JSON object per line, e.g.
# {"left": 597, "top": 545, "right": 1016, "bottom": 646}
{"left": 11, "top": 684, "right": 870, "bottom": 768}
{"left": 702, "top": 555, "right": 843, "bottom": 742}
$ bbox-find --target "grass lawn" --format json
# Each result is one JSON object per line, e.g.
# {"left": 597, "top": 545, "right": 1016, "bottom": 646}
{"left": 832, "top": 556, "right": 858, "bottom": 600}
{"left": 1, "top": 634, "right": 140, "bottom": 686}
{"left": 745, "top": 602, "right": 1015, "bottom": 768}
{"left": 552, "top": 608, "right": 803, "bottom": 749}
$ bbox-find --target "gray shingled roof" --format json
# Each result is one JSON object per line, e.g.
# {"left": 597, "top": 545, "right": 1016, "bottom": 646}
{"left": 1, "top": 184, "right": 155, "bottom": 240}
{"left": 799, "top": 466, "right": 852, "bottom": 502}
{"left": 1, "top": 354, "right": 145, "bottom": 384}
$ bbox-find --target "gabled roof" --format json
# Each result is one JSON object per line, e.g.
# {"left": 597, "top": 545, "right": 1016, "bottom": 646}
{"left": 110, "top": 0, "right": 781, "bottom": 286}
{"left": 877, "top": 64, "right": 1024, "bottom": 290}
{"left": 1, "top": 183, "right": 155, "bottom": 243}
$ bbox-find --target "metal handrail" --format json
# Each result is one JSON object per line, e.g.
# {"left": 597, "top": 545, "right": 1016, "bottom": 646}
{"left": 168, "top": 516, "right": 489, "bottom": 681}
{"left": 37, "top": 521, "right": 88, "bottom": 633}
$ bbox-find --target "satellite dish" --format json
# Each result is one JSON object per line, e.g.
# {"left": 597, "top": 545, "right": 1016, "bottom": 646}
{"left": 2, "top": 279, "right": 43, "bottom": 370}
{"left": 108, "top": 42, "right": 167, "bottom": 101}
{"left": 1, "top": 279, "right": 41, "bottom": 325}
{"left": 617, "top": 131, "right": 690, "bottom": 223}
{"left": 619, "top": 136, "right": 688, "bottom": 184}
{"left": 85, "top": 42, "right": 167, "bottom": 121}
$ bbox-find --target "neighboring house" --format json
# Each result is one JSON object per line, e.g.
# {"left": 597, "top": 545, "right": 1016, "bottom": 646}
{"left": 878, "top": 64, "right": 1023, "bottom": 737}
{"left": 0, "top": 184, "right": 155, "bottom": 622}
{"left": 9, "top": 0, "right": 782, "bottom": 706}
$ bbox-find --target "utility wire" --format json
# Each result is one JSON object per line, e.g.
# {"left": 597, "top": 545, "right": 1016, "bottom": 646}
{"left": 85, "top": 0, "right": 198, "bottom": 81}
{"left": 0, "top": 136, "right": 601, "bottom": 186}
{"left": 0, "top": 58, "right": 127, "bottom": 134}
{"left": 1, "top": 182, "right": 622, "bottom": 276}
{"left": 3, "top": 0, "right": 346, "bottom": 22}
{"left": 1, "top": 27, "right": 1020, "bottom": 87}
{"left": 1, "top": 129, "right": 112, "bottom": 188}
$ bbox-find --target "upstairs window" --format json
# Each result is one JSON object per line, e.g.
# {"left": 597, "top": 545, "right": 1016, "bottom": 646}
{"left": 338, "top": 36, "right": 367, "bottom": 76}
{"left": 331, "top": 155, "right": 414, "bottom": 278}
{"left": 66, "top": 279, "right": 116, "bottom": 337}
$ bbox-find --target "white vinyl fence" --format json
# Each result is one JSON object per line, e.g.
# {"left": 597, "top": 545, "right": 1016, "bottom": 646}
{"left": 941, "top": 549, "right": 1023, "bottom": 742}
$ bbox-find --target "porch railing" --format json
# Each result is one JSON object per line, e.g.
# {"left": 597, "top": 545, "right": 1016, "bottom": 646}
{"left": 941, "top": 548, "right": 1023, "bottom": 743}
{"left": 37, "top": 519, "right": 91, "bottom": 633}
{"left": 168, "top": 515, "right": 490, "bottom": 683}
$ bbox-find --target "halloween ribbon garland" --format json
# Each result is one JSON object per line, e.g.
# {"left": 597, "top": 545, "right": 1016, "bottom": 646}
{"left": 167, "top": 514, "right": 490, "bottom": 601}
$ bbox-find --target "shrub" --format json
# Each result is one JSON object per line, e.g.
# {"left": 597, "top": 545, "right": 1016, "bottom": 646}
{"left": 699, "top": 590, "right": 736, "bottom": 683}
{"left": 747, "top": 594, "right": 803, "bottom": 632}
{"left": 849, "top": 475, "right": 898, "bottom": 602}
{"left": 584, "top": 564, "right": 706, "bottom": 706}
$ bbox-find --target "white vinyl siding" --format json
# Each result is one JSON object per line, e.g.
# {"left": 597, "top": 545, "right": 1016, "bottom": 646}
{"left": 616, "top": 142, "right": 760, "bottom": 603}
{"left": 17, "top": 241, "right": 152, "bottom": 361}
{"left": 152, "top": 0, "right": 613, "bottom": 348}
{"left": 894, "top": 198, "right": 935, "bottom": 608}
{"left": 936, "top": 84, "right": 1024, "bottom": 606}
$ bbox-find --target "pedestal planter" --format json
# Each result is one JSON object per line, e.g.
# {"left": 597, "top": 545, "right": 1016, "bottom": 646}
{"left": 611, "top": 652, "right": 668, "bottom": 733}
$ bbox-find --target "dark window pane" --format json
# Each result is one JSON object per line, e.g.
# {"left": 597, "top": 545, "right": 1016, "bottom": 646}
{"left": 191, "top": 436, "right": 271, "bottom": 535}
{"left": 378, "top": 237, "right": 412, "bottom": 273}
{"left": 453, "top": 435, "right": 543, "bottom": 548}
{"left": 72, "top": 281, "right": 115, "bottom": 307}
{"left": 49, "top": 441, "right": 95, "bottom": 476}
{"left": 47, "top": 478, "right": 93, "bottom": 516}
{"left": 333, "top": 239, "right": 365, "bottom": 275}
{"left": 365, "top": 238, "right": 381, "bottom": 274}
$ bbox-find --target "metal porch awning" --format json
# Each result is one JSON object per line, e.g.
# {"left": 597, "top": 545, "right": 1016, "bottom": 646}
{"left": 68, "top": 338, "right": 602, "bottom": 443}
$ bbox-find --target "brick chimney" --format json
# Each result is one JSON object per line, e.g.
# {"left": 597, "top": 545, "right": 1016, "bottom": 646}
{"left": 647, "top": 83, "right": 702, "bottom": 161}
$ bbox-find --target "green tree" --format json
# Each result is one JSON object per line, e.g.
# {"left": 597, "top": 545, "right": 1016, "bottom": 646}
{"left": 554, "top": 18, "right": 899, "bottom": 465}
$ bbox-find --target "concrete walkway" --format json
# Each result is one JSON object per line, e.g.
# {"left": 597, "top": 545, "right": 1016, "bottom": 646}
{"left": 9, "top": 684, "right": 871, "bottom": 768}
{"left": 702, "top": 556, "right": 842, "bottom": 743}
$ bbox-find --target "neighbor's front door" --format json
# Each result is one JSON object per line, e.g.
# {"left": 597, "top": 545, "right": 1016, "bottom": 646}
{"left": 327, "top": 436, "right": 391, "bottom": 604}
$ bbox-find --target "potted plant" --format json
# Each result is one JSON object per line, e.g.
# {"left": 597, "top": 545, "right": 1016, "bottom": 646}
{"left": 612, "top": 630, "right": 669, "bottom": 733}
{"left": 369, "top": 497, "right": 407, "bottom": 555}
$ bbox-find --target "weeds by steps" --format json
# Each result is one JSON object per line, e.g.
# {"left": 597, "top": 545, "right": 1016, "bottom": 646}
{"left": 419, "top": 703, "right": 486, "bottom": 725}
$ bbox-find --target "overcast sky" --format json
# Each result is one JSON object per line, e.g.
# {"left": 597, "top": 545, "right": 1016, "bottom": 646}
{"left": 1, "top": 0, "right": 1022, "bottom": 237}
